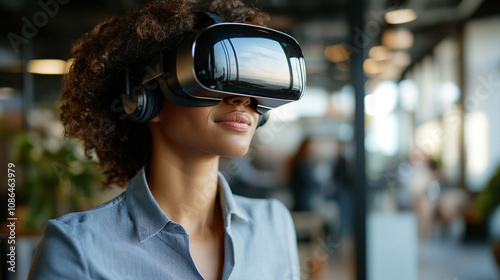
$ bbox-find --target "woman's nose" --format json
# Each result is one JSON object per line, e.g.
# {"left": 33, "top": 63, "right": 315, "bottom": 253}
{"left": 224, "top": 95, "right": 252, "bottom": 107}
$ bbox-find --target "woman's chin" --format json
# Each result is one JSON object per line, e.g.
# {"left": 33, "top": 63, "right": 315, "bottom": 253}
{"left": 216, "top": 145, "right": 251, "bottom": 158}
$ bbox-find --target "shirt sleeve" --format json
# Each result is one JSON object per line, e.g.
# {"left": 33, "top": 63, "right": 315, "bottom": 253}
{"left": 28, "top": 219, "right": 89, "bottom": 280}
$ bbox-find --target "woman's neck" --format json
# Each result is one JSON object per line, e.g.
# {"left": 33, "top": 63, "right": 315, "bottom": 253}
{"left": 146, "top": 141, "right": 222, "bottom": 238}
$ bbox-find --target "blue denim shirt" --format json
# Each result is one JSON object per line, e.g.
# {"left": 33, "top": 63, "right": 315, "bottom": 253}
{"left": 28, "top": 168, "right": 300, "bottom": 279}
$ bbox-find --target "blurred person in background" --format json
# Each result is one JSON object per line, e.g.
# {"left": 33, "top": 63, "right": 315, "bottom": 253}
{"left": 287, "top": 137, "right": 321, "bottom": 212}
{"left": 408, "top": 156, "right": 443, "bottom": 239}
{"left": 331, "top": 141, "right": 351, "bottom": 242}
{"left": 28, "top": 0, "right": 306, "bottom": 279}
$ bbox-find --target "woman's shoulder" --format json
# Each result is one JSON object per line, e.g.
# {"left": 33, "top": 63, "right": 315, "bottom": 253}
{"left": 29, "top": 193, "right": 133, "bottom": 279}
{"left": 233, "top": 195, "right": 293, "bottom": 225}
{"left": 51, "top": 192, "right": 128, "bottom": 230}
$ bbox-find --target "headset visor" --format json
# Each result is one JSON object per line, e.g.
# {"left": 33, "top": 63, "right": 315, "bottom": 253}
{"left": 174, "top": 23, "right": 306, "bottom": 111}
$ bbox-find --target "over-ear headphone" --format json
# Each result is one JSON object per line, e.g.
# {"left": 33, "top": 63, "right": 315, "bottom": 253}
{"left": 121, "top": 11, "right": 270, "bottom": 127}
{"left": 121, "top": 66, "right": 163, "bottom": 123}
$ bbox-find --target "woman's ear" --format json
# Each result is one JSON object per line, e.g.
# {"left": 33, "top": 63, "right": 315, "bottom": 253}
{"left": 149, "top": 114, "right": 161, "bottom": 123}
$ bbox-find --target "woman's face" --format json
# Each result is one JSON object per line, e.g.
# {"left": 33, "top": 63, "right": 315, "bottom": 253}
{"left": 149, "top": 95, "right": 260, "bottom": 158}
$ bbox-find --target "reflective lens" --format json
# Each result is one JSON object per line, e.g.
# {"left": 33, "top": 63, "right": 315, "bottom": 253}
{"left": 193, "top": 24, "right": 305, "bottom": 101}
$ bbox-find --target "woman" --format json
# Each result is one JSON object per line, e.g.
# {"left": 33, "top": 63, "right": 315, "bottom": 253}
{"left": 287, "top": 137, "right": 320, "bottom": 212}
{"left": 28, "top": 0, "right": 304, "bottom": 279}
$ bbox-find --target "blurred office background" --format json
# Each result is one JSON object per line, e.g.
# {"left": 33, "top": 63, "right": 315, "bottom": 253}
{"left": 1, "top": 0, "right": 500, "bottom": 279}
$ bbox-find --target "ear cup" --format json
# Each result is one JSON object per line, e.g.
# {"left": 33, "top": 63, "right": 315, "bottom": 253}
{"left": 257, "top": 111, "right": 270, "bottom": 128}
{"left": 139, "top": 85, "right": 163, "bottom": 123}
{"left": 122, "top": 83, "right": 163, "bottom": 123}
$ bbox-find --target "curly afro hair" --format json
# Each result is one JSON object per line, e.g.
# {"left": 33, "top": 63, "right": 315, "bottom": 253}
{"left": 59, "top": 0, "right": 269, "bottom": 187}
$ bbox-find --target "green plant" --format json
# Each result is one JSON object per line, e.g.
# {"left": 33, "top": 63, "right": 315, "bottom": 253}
{"left": 12, "top": 129, "right": 104, "bottom": 231}
{"left": 476, "top": 165, "right": 500, "bottom": 214}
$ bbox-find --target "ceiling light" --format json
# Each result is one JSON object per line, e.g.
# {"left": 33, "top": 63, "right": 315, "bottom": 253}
{"left": 385, "top": 8, "right": 417, "bottom": 24}
{"left": 369, "top": 45, "right": 392, "bottom": 61}
{"left": 391, "top": 51, "right": 412, "bottom": 66}
{"left": 363, "top": 58, "right": 384, "bottom": 76}
{"left": 324, "top": 44, "right": 350, "bottom": 63}
{"left": 27, "top": 59, "right": 70, "bottom": 75}
{"left": 382, "top": 29, "right": 414, "bottom": 49}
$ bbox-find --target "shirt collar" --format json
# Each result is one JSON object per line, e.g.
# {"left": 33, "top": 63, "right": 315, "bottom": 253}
{"left": 217, "top": 171, "right": 250, "bottom": 228}
{"left": 125, "top": 167, "right": 249, "bottom": 242}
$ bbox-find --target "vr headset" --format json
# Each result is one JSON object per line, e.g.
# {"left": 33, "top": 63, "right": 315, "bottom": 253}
{"left": 122, "top": 11, "right": 306, "bottom": 123}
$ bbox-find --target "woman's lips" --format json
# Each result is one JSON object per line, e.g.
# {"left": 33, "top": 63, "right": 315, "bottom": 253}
{"left": 214, "top": 112, "right": 252, "bottom": 132}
